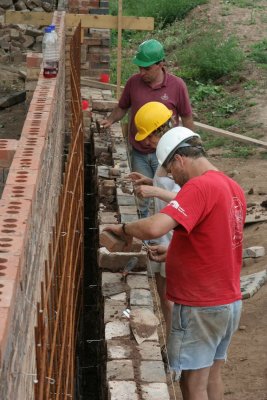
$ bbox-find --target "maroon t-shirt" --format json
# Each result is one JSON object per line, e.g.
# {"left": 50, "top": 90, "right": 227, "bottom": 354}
{"left": 119, "top": 69, "right": 193, "bottom": 154}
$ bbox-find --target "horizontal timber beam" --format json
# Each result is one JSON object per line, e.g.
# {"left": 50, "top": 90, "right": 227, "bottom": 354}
{"left": 194, "top": 121, "right": 267, "bottom": 149}
{"left": 5, "top": 11, "right": 154, "bottom": 30}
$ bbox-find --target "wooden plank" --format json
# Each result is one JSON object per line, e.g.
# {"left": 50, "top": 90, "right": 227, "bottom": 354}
{"left": 195, "top": 121, "right": 267, "bottom": 149}
{"left": 81, "top": 77, "right": 120, "bottom": 90}
{"left": 5, "top": 11, "right": 154, "bottom": 30}
{"left": 5, "top": 10, "right": 52, "bottom": 25}
{"left": 116, "top": 0, "right": 123, "bottom": 100}
{"left": 66, "top": 14, "right": 154, "bottom": 30}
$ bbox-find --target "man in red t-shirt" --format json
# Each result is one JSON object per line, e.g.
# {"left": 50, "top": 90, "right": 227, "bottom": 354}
{"left": 101, "top": 39, "right": 194, "bottom": 218}
{"left": 104, "top": 127, "right": 246, "bottom": 400}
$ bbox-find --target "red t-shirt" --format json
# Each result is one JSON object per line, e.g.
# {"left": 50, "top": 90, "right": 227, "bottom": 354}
{"left": 119, "top": 69, "right": 192, "bottom": 154}
{"left": 160, "top": 171, "right": 247, "bottom": 306}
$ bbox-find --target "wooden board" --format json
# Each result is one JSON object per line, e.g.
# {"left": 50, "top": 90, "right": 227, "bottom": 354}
{"left": 81, "top": 77, "right": 119, "bottom": 90}
{"left": 195, "top": 121, "right": 267, "bottom": 149}
{"left": 5, "top": 11, "right": 154, "bottom": 30}
{"left": 5, "top": 10, "right": 52, "bottom": 25}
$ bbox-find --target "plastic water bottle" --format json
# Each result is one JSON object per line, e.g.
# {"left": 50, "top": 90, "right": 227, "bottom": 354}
{"left": 49, "top": 24, "right": 59, "bottom": 73}
{"left": 42, "top": 26, "right": 58, "bottom": 78}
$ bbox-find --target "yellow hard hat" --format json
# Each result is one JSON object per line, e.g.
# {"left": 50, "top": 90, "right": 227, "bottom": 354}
{"left": 135, "top": 102, "right": 173, "bottom": 142}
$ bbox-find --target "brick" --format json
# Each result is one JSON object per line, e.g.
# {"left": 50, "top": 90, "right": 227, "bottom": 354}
{"left": 0, "top": 139, "right": 18, "bottom": 168}
{"left": 126, "top": 275, "right": 150, "bottom": 290}
{"left": 107, "top": 360, "right": 134, "bottom": 380}
{"left": 241, "top": 270, "right": 267, "bottom": 299}
{"left": 99, "top": 180, "right": 116, "bottom": 196}
{"left": 117, "top": 195, "right": 136, "bottom": 206}
{"left": 120, "top": 214, "right": 139, "bottom": 223}
{"left": 107, "top": 340, "right": 133, "bottom": 360}
{"left": 26, "top": 52, "right": 42, "bottom": 68}
{"left": 0, "top": 254, "right": 21, "bottom": 280}
{"left": 243, "top": 246, "right": 265, "bottom": 258}
{"left": 104, "top": 303, "right": 126, "bottom": 324}
{"left": 102, "top": 272, "right": 122, "bottom": 285}
{"left": 89, "top": 7, "right": 109, "bottom": 14}
{"left": 92, "top": 99, "right": 118, "bottom": 112}
{"left": 130, "top": 289, "right": 153, "bottom": 308}
{"left": 100, "top": 230, "right": 128, "bottom": 252}
{"left": 137, "top": 342, "right": 162, "bottom": 361}
{"left": 141, "top": 383, "right": 170, "bottom": 399}
{"left": 99, "top": 212, "right": 118, "bottom": 224}
{"left": 140, "top": 361, "right": 166, "bottom": 383}
{"left": 108, "top": 381, "right": 138, "bottom": 400}
{"left": 0, "top": 278, "right": 18, "bottom": 308}
{"left": 105, "top": 320, "right": 130, "bottom": 340}
{"left": 6, "top": 169, "right": 39, "bottom": 187}
{"left": 98, "top": 247, "right": 147, "bottom": 271}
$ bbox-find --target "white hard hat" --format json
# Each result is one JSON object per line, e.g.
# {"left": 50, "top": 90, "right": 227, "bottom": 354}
{"left": 156, "top": 127, "right": 200, "bottom": 166}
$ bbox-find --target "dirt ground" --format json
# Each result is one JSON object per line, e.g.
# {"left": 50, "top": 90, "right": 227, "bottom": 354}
{"left": 0, "top": 1, "right": 267, "bottom": 399}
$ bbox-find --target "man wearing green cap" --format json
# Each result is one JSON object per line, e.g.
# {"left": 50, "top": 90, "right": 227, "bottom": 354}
{"left": 101, "top": 39, "right": 194, "bottom": 217}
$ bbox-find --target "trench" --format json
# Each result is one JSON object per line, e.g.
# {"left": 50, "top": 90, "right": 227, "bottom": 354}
{"left": 76, "top": 137, "right": 106, "bottom": 400}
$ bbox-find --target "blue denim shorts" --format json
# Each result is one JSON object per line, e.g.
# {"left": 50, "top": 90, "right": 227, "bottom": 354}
{"left": 167, "top": 300, "right": 242, "bottom": 372}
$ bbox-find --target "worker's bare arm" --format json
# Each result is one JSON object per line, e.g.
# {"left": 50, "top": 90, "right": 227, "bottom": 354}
{"left": 100, "top": 106, "right": 128, "bottom": 128}
{"left": 104, "top": 213, "right": 177, "bottom": 242}
{"left": 181, "top": 115, "right": 195, "bottom": 131}
{"left": 135, "top": 185, "right": 177, "bottom": 202}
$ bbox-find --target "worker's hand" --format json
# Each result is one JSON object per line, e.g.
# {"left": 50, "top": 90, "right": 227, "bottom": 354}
{"left": 100, "top": 118, "right": 113, "bottom": 129}
{"left": 148, "top": 244, "right": 168, "bottom": 262}
{"left": 128, "top": 172, "right": 153, "bottom": 186}
{"left": 134, "top": 184, "right": 158, "bottom": 199}
{"left": 103, "top": 224, "right": 133, "bottom": 251}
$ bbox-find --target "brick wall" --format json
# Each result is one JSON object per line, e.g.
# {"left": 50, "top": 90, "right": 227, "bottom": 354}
{"left": 68, "top": 0, "right": 110, "bottom": 79}
{"left": 0, "top": 12, "right": 66, "bottom": 400}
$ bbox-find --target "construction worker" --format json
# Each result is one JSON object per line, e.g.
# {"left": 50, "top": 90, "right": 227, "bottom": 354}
{"left": 101, "top": 39, "right": 194, "bottom": 218}
{"left": 129, "top": 101, "right": 179, "bottom": 341}
{"left": 104, "top": 127, "right": 246, "bottom": 400}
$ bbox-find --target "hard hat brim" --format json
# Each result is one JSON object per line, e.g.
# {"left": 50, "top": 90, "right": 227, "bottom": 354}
{"left": 132, "top": 56, "right": 158, "bottom": 67}
{"left": 135, "top": 131, "right": 151, "bottom": 141}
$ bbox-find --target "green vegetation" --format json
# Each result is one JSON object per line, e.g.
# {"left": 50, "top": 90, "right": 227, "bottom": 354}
{"left": 110, "top": 0, "right": 208, "bottom": 27}
{"left": 178, "top": 33, "right": 244, "bottom": 81}
{"left": 109, "top": 0, "right": 266, "bottom": 158}
{"left": 249, "top": 39, "right": 267, "bottom": 64}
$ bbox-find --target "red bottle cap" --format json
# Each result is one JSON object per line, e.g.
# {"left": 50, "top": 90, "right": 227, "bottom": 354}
{"left": 100, "top": 73, "right": 110, "bottom": 83}
{"left": 82, "top": 99, "right": 89, "bottom": 110}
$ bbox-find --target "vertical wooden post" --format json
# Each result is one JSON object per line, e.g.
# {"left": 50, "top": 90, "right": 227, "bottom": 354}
{"left": 116, "top": 0, "right": 122, "bottom": 99}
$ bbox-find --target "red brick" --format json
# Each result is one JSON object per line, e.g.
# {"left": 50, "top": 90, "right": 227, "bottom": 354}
{"left": 0, "top": 139, "right": 18, "bottom": 168}
{"left": 6, "top": 169, "right": 39, "bottom": 186}
{"left": 26, "top": 52, "right": 43, "bottom": 68}
{"left": 2, "top": 184, "right": 37, "bottom": 202}
{"left": 98, "top": 248, "right": 148, "bottom": 272}
{"left": 100, "top": 230, "right": 127, "bottom": 252}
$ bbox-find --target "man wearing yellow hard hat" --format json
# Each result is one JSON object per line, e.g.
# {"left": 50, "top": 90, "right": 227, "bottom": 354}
{"left": 101, "top": 39, "right": 194, "bottom": 217}
{"left": 129, "top": 101, "right": 179, "bottom": 342}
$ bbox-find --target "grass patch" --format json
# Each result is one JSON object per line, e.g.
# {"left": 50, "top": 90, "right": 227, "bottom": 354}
{"left": 109, "top": 0, "right": 208, "bottom": 27}
{"left": 249, "top": 39, "right": 267, "bottom": 64}
{"left": 177, "top": 32, "right": 244, "bottom": 81}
